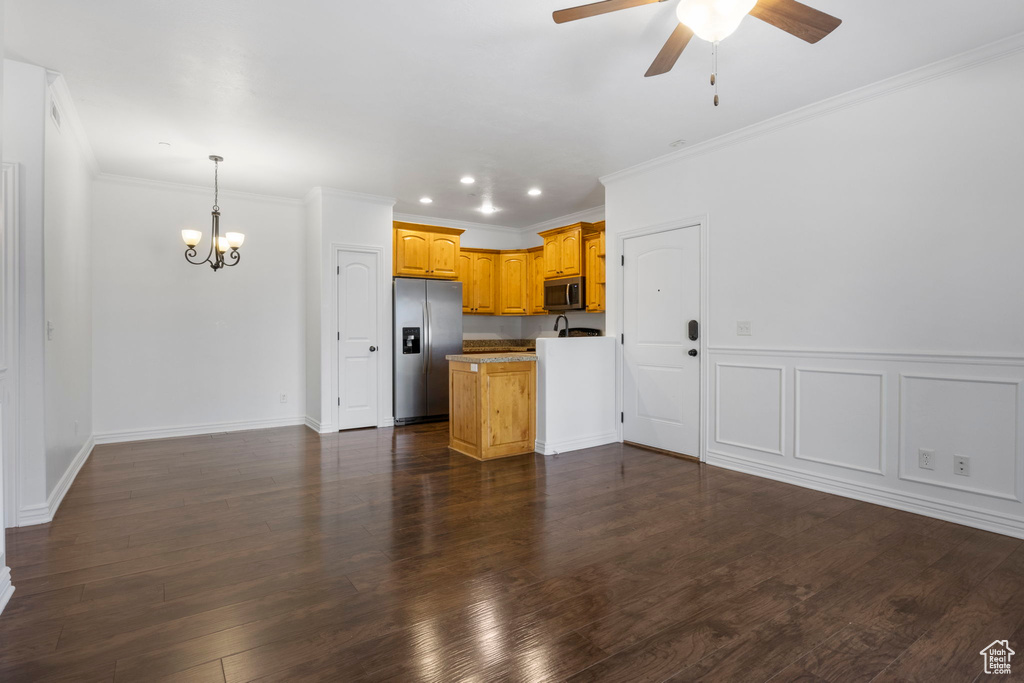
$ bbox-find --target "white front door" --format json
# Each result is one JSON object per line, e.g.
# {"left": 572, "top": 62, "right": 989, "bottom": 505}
{"left": 337, "top": 250, "right": 379, "bottom": 430}
{"left": 622, "top": 226, "right": 701, "bottom": 456}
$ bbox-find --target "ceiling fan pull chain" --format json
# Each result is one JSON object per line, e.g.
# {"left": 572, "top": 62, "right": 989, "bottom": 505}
{"left": 712, "top": 41, "right": 720, "bottom": 106}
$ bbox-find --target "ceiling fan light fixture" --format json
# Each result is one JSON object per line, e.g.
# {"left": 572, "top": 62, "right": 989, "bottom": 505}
{"left": 676, "top": 0, "right": 758, "bottom": 43}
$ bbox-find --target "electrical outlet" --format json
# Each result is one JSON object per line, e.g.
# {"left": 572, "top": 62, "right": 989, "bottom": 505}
{"left": 280, "top": 394, "right": 288, "bottom": 404}
{"left": 918, "top": 448, "right": 935, "bottom": 470}
{"left": 954, "top": 455, "right": 971, "bottom": 477}
{"left": 736, "top": 321, "right": 752, "bottom": 336}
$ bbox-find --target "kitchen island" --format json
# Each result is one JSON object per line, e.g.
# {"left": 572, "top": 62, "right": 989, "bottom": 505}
{"left": 446, "top": 353, "right": 537, "bottom": 460}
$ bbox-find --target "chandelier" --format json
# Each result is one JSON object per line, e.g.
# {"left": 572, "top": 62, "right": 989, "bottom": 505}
{"left": 181, "top": 155, "right": 245, "bottom": 271}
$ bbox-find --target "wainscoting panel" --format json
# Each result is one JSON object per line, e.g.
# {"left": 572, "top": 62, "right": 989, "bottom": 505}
{"left": 795, "top": 369, "right": 885, "bottom": 475}
{"left": 706, "top": 347, "right": 1024, "bottom": 538}
{"left": 899, "top": 374, "right": 1020, "bottom": 502}
{"left": 715, "top": 363, "right": 784, "bottom": 456}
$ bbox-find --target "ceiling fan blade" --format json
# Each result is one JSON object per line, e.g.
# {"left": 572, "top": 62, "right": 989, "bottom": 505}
{"left": 553, "top": 0, "right": 665, "bottom": 24}
{"left": 645, "top": 23, "right": 694, "bottom": 77}
{"left": 748, "top": 0, "right": 842, "bottom": 43}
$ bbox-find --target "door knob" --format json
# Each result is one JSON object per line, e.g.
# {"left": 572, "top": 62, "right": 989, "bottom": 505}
{"left": 369, "top": 346, "right": 377, "bottom": 352}
{"left": 688, "top": 349, "right": 698, "bottom": 357}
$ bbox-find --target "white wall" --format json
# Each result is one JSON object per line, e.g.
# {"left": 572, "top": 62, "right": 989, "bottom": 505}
{"left": 304, "top": 189, "right": 323, "bottom": 426}
{"left": 92, "top": 176, "right": 306, "bottom": 441}
{"left": 536, "top": 337, "right": 616, "bottom": 455}
{"left": 602, "top": 42, "right": 1024, "bottom": 537}
{"left": 43, "top": 75, "right": 94, "bottom": 496}
{"left": 310, "top": 188, "right": 395, "bottom": 432}
{"left": 3, "top": 60, "right": 47, "bottom": 523}
{"left": 0, "top": 0, "right": 13, "bottom": 614}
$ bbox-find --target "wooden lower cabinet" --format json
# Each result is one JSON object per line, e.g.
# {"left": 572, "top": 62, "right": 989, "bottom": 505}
{"left": 449, "top": 359, "right": 537, "bottom": 460}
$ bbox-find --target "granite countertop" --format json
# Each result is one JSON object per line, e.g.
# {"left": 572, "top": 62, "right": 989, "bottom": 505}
{"left": 462, "top": 339, "right": 536, "bottom": 353}
{"left": 446, "top": 352, "right": 538, "bottom": 364}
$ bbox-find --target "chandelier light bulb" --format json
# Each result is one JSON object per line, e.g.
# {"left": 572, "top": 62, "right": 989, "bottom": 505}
{"left": 217, "top": 236, "right": 230, "bottom": 253}
{"left": 676, "top": 0, "right": 758, "bottom": 43}
{"left": 181, "top": 229, "right": 202, "bottom": 247}
{"left": 226, "top": 232, "right": 245, "bottom": 249}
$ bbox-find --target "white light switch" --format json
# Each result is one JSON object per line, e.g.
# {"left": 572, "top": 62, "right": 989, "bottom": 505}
{"left": 736, "top": 321, "right": 752, "bottom": 336}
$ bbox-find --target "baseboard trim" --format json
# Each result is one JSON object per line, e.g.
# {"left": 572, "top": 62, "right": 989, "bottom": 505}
{"left": 706, "top": 449, "right": 1024, "bottom": 539}
{"left": 379, "top": 417, "right": 395, "bottom": 429}
{"left": 17, "top": 436, "right": 95, "bottom": 527}
{"left": 94, "top": 417, "right": 307, "bottom": 445}
{"left": 0, "top": 566, "right": 14, "bottom": 615}
{"left": 536, "top": 432, "right": 619, "bottom": 456}
{"left": 304, "top": 416, "right": 322, "bottom": 432}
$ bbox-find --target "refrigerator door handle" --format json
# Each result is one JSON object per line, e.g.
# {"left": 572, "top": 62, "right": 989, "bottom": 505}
{"left": 424, "top": 301, "right": 432, "bottom": 374}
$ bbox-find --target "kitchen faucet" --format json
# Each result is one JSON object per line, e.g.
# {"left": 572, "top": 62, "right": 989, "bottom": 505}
{"left": 553, "top": 314, "right": 569, "bottom": 337}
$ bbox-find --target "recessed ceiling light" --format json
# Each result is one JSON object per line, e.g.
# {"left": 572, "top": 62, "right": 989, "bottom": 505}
{"left": 479, "top": 203, "right": 498, "bottom": 214}
{"left": 419, "top": 197, "right": 433, "bottom": 204}
{"left": 460, "top": 176, "right": 475, "bottom": 185}
{"left": 527, "top": 188, "right": 542, "bottom": 197}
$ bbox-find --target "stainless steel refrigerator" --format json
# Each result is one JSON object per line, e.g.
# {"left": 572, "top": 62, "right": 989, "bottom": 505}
{"left": 393, "top": 278, "right": 463, "bottom": 425}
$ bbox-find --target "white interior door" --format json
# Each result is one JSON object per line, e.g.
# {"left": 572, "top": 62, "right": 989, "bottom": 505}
{"left": 622, "top": 226, "right": 701, "bottom": 456}
{"left": 337, "top": 250, "right": 379, "bottom": 430}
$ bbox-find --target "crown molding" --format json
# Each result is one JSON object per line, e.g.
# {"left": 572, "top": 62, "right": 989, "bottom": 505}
{"left": 522, "top": 206, "right": 606, "bottom": 234}
{"left": 393, "top": 212, "right": 521, "bottom": 233}
{"left": 46, "top": 71, "right": 100, "bottom": 176}
{"left": 318, "top": 186, "right": 396, "bottom": 207}
{"left": 601, "top": 30, "right": 1024, "bottom": 186}
{"left": 95, "top": 173, "right": 304, "bottom": 205}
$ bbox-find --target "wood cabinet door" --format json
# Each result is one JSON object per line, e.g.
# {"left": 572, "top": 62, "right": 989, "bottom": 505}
{"left": 456, "top": 251, "right": 474, "bottom": 312}
{"left": 543, "top": 235, "right": 562, "bottom": 278}
{"left": 473, "top": 253, "right": 497, "bottom": 314}
{"left": 499, "top": 252, "right": 529, "bottom": 315}
{"left": 429, "top": 234, "right": 459, "bottom": 278}
{"left": 394, "top": 229, "right": 431, "bottom": 276}
{"left": 560, "top": 229, "right": 581, "bottom": 276}
{"left": 585, "top": 237, "right": 604, "bottom": 311}
{"left": 530, "top": 250, "right": 546, "bottom": 314}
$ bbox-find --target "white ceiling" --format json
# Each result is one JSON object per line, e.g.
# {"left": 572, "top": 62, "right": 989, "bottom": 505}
{"left": 7, "top": 1, "right": 1024, "bottom": 228}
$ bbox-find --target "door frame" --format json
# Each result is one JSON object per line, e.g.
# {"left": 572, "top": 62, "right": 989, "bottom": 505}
{"left": 2, "top": 164, "right": 20, "bottom": 527}
{"left": 616, "top": 215, "right": 710, "bottom": 462}
{"left": 332, "top": 244, "right": 389, "bottom": 431}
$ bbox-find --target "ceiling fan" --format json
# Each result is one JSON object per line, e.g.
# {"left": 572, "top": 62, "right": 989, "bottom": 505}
{"left": 553, "top": 0, "right": 842, "bottom": 79}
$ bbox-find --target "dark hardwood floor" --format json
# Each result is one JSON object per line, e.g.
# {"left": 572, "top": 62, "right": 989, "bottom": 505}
{"left": 1, "top": 423, "right": 1021, "bottom": 682}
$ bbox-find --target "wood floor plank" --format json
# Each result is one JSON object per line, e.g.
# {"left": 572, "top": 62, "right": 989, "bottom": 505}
{"left": 3, "top": 422, "right": 1018, "bottom": 683}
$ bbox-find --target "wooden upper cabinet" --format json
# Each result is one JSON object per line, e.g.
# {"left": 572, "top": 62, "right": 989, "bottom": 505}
{"left": 529, "top": 248, "right": 546, "bottom": 315}
{"left": 538, "top": 222, "right": 598, "bottom": 280}
{"left": 456, "top": 251, "right": 473, "bottom": 313}
{"left": 498, "top": 252, "right": 529, "bottom": 316}
{"left": 459, "top": 249, "right": 497, "bottom": 314}
{"left": 472, "top": 251, "right": 497, "bottom": 314}
{"left": 393, "top": 222, "right": 464, "bottom": 279}
{"left": 430, "top": 234, "right": 459, "bottom": 278}
{"left": 560, "top": 231, "right": 581, "bottom": 276}
{"left": 585, "top": 234, "right": 605, "bottom": 312}
{"left": 394, "top": 229, "right": 431, "bottom": 277}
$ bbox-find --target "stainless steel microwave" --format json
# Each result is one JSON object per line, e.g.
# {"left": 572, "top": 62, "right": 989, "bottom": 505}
{"left": 544, "top": 276, "right": 585, "bottom": 311}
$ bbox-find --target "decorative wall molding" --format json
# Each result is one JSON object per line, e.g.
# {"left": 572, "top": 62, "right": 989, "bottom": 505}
{"left": 17, "top": 436, "right": 94, "bottom": 527}
{"left": 708, "top": 345, "right": 1024, "bottom": 366}
{"left": 707, "top": 449, "right": 1024, "bottom": 540}
{"left": 304, "top": 416, "right": 322, "bottom": 433}
{"left": 318, "top": 186, "right": 397, "bottom": 207}
{"left": 0, "top": 566, "right": 14, "bottom": 615}
{"left": 393, "top": 212, "right": 520, "bottom": 234}
{"left": 536, "top": 431, "right": 618, "bottom": 456}
{"left": 714, "top": 363, "right": 785, "bottom": 456}
{"left": 97, "top": 173, "right": 304, "bottom": 206}
{"left": 794, "top": 368, "right": 886, "bottom": 476}
{"left": 897, "top": 373, "right": 1022, "bottom": 503}
{"left": 523, "top": 205, "right": 606, "bottom": 234}
{"left": 601, "top": 31, "right": 1024, "bottom": 186}
{"left": 94, "top": 416, "right": 307, "bottom": 445}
